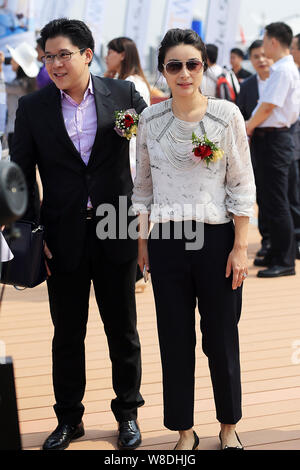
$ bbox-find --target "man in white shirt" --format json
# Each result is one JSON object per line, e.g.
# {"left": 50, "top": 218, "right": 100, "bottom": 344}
{"left": 246, "top": 22, "right": 300, "bottom": 278}
{"left": 291, "top": 34, "right": 300, "bottom": 168}
{"left": 201, "top": 44, "right": 240, "bottom": 99}
{"left": 237, "top": 40, "right": 272, "bottom": 259}
{"left": 291, "top": 34, "right": 300, "bottom": 71}
{"left": 201, "top": 44, "right": 224, "bottom": 96}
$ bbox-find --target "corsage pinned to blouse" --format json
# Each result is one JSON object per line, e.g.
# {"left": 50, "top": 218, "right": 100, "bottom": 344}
{"left": 114, "top": 109, "right": 139, "bottom": 140}
{"left": 192, "top": 132, "right": 224, "bottom": 167}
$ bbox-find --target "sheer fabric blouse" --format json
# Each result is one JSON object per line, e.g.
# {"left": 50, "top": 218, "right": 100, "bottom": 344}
{"left": 132, "top": 97, "right": 256, "bottom": 224}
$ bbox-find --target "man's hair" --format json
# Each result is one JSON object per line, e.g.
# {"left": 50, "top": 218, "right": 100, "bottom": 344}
{"left": 36, "top": 37, "right": 44, "bottom": 51}
{"left": 40, "top": 18, "right": 95, "bottom": 60}
{"left": 295, "top": 33, "right": 300, "bottom": 50}
{"left": 205, "top": 44, "right": 218, "bottom": 64}
{"left": 248, "top": 40, "right": 263, "bottom": 56}
{"left": 230, "top": 48, "right": 244, "bottom": 59}
{"left": 265, "top": 22, "right": 293, "bottom": 48}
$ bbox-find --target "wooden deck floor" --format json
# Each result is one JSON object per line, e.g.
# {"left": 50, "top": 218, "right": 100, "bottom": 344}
{"left": 0, "top": 223, "right": 300, "bottom": 451}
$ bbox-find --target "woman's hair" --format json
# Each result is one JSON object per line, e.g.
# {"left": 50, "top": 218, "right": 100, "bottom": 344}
{"left": 158, "top": 29, "right": 208, "bottom": 73}
{"left": 107, "top": 37, "right": 151, "bottom": 92}
{"left": 15, "top": 65, "right": 36, "bottom": 93}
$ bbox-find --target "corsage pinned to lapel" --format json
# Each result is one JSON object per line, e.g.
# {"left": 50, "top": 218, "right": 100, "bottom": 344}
{"left": 192, "top": 132, "right": 224, "bottom": 168}
{"left": 114, "top": 109, "right": 139, "bottom": 140}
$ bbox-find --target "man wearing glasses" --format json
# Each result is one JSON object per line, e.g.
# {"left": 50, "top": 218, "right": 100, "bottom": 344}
{"left": 10, "top": 18, "right": 147, "bottom": 450}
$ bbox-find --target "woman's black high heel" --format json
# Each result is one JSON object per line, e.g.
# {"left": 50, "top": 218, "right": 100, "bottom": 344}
{"left": 174, "top": 431, "right": 199, "bottom": 450}
{"left": 219, "top": 431, "right": 244, "bottom": 450}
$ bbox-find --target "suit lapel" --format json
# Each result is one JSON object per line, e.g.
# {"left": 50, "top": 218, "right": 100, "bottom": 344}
{"left": 254, "top": 75, "right": 259, "bottom": 103}
{"left": 88, "top": 75, "right": 119, "bottom": 168}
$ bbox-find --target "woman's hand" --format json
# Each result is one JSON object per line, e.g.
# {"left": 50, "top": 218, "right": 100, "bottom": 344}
{"left": 0, "top": 51, "right": 4, "bottom": 73}
{"left": 138, "top": 239, "right": 150, "bottom": 277}
{"left": 225, "top": 246, "right": 248, "bottom": 290}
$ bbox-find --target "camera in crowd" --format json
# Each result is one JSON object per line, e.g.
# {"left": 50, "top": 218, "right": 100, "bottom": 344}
{"left": 0, "top": 160, "right": 27, "bottom": 227}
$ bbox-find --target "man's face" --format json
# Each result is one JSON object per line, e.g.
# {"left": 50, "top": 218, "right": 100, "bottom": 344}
{"left": 250, "top": 46, "right": 272, "bottom": 75}
{"left": 262, "top": 33, "right": 274, "bottom": 59}
{"left": 36, "top": 44, "right": 44, "bottom": 63}
{"left": 44, "top": 35, "right": 92, "bottom": 93}
{"left": 291, "top": 37, "right": 300, "bottom": 67}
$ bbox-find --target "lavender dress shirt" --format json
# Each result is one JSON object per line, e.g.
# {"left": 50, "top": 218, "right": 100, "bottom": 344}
{"left": 60, "top": 76, "right": 97, "bottom": 207}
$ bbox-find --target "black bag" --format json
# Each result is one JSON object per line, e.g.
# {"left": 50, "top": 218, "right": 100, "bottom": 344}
{"left": 1, "top": 221, "right": 47, "bottom": 288}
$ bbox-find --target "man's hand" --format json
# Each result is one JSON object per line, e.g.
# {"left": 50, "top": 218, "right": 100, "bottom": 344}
{"left": 44, "top": 242, "right": 53, "bottom": 277}
{"left": 245, "top": 121, "right": 254, "bottom": 137}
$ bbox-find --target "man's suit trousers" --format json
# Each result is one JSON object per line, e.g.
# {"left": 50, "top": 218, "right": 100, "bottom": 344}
{"left": 252, "top": 128, "right": 296, "bottom": 267}
{"left": 46, "top": 218, "right": 144, "bottom": 425}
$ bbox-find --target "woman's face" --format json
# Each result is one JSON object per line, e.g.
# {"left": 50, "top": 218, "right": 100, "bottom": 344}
{"left": 162, "top": 44, "right": 204, "bottom": 98}
{"left": 105, "top": 48, "right": 124, "bottom": 74}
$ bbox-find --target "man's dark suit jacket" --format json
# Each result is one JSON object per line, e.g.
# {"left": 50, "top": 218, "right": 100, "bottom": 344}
{"left": 11, "top": 75, "right": 147, "bottom": 273}
{"left": 236, "top": 74, "right": 259, "bottom": 121}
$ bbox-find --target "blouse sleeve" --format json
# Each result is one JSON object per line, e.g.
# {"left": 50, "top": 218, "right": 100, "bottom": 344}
{"left": 223, "top": 105, "right": 256, "bottom": 218}
{"left": 132, "top": 112, "right": 154, "bottom": 214}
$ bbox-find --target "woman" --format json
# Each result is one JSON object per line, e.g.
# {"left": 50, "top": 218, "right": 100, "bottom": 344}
{"left": 0, "top": 142, "right": 13, "bottom": 264}
{"left": 132, "top": 29, "right": 256, "bottom": 450}
{"left": 105, "top": 37, "right": 151, "bottom": 291}
{"left": 1, "top": 42, "right": 40, "bottom": 221}
{"left": 105, "top": 37, "right": 151, "bottom": 180}
{"left": 105, "top": 37, "right": 150, "bottom": 104}
{"left": 3, "top": 42, "right": 38, "bottom": 152}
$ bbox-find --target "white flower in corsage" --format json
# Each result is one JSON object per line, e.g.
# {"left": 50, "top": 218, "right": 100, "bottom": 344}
{"left": 114, "top": 109, "right": 139, "bottom": 141}
{"left": 192, "top": 132, "right": 224, "bottom": 168}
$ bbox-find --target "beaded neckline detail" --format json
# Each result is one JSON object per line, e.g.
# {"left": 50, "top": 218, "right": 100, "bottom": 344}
{"left": 155, "top": 99, "right": 210, "bottom": 171}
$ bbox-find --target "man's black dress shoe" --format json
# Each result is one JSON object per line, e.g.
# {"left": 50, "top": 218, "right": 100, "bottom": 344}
{"left": 253, "top": 255, "right": 272, "bottom": 267}
{"left": 42, "top": 422, "right": 84, "bottom": 450}
{"left": 256, "top": 244, "right": 271, "bottom": 258}
{"left": 219, "top": 431, "right": 244, "bottom": 450}
{"left": 117, "top": 420, "right": 141, "bottom": 450}
{"left": 257, "top": 265, "right": 296, "bottom": 278}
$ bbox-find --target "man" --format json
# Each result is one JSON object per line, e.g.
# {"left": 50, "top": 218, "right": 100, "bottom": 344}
{"left": 291, "top": 33, "right": 300, "bottom": 71}
{"left": 237, "top": 40, "right": 272, "bottom": 259}
{"left": 36, "top": 37, "right": 52, "bottom": 89}
{"left": 246, "top": 22, "right": 300, "bottom": 278}
{"left": 201, "top": 43, "right": 239, "bottom": 100}
{"left": 11, "top": 19, "right": 147, "bottom": 450}
{"left": 290, "top": 33, "right": 300, "bottom": 256}
{"left": 230, "top": 47, "right": 252, "bottom": 83}
{"left": 201, "top": 44, "right": 224, "bottom": 96}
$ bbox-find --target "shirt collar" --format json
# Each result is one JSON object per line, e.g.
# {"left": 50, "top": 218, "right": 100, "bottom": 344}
{"left": 256, "top": 74, "right": 268, "bottom": 84}
{"left": 60, "top": 74, "right": 94, "bottom": 101}
{"left": 271, "top": 54, "right": 294, "bottom": 71}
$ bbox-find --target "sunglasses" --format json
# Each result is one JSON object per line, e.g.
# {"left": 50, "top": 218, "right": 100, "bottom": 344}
{"left": 163, "top": 59, "right": 204, "bottom": 75}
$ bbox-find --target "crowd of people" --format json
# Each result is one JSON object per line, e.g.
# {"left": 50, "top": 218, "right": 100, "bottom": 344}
{"left": 202, "top": 24, "right": 300, "bottom": 278}
{"left": 0, "top": 16, "right": 299, "bottom": 452}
